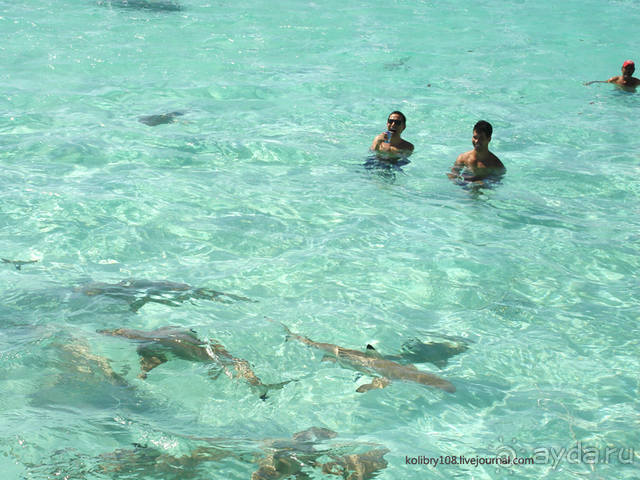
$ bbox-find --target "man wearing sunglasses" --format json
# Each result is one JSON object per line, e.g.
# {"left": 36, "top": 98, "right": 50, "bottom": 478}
{"left": 370, "top": 111, "right": 414, "bottom": 157}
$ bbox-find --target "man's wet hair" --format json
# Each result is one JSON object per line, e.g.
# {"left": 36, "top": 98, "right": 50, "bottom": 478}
{"left": 474, "top": 120, "right": 492, "bottom": 138}
{"left": 389, "top": 111, "right": 407, "bottom": 125}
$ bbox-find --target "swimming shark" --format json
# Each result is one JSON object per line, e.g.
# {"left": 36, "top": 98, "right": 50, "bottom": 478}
{"left": 98, "top": 326, "right": 285, "bottom": 399}
{"left": 383, "top": 56, "right": 411, "bottom": 71}
{"left": 276, "top": 323, "right": 455, "bottom": 394}
{"left": 2, "top": 258, "right": 38, "bottom": 270}
{"left": 252, "top": 427, "right": 389, "bottom": 480}
{"left": 93, "top": 427, "right": 388, "bottom": 480}
{"left": 77, "top": 279, "right": 254, "bottom": 312}
{"left": 138, "top": 111, "right": 184, "bottom": 126}
{"left": 29, "top": 335, "right": 147, "bottom": 413}
{"left": 99, "top": 0, "right": 183, "bottom": 13}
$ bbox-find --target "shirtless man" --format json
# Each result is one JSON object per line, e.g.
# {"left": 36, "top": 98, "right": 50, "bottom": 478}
{"left": 585, "top": 60, "right": 640, "bottom": 91}
{"left": 370, "top": 111, "right": 414, "bottom": 158}
{"left": 448, "top": 120, "right": 505, "bottom": 182}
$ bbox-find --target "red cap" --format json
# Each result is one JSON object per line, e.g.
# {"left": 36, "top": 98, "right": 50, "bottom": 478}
{"left": 622, "top": 60, "right": 635, "bottom": 69}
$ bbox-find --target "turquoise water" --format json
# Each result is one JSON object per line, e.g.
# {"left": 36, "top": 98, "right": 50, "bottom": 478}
{"left": 2, "top": 0, "right": 639, "bottom": 478}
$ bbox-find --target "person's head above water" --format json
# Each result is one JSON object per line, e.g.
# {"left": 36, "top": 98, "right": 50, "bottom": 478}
{"left": 387, "top": 111, "right": 406, "bottom": 133}
{"left": 370, "top": 111, "right": 414, "bottom": 155}
{"left": 473, "top": 120, "right": 492, "bottom": 139}
{"left": 471, "top": 120, "right": 494, "bottom": 153}
{"left": 584, "top": 60, "right": 640, "bottom": 89}
{"left": 447, "top": 119, "right": 504, "bottom": 181}
{"left": 388, "top": 111, "right": 406, "bottom": 123}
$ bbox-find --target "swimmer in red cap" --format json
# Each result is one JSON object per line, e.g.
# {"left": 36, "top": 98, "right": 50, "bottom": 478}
{"left": 585, "top": 60, "right": 640, "bottom": 90}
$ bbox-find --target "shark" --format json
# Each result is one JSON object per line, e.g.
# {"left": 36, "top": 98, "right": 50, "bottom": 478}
{"left": 99, "top": 0, "right": 183, "bottom": 13}
{"left": 138, "top": 111, "right": 184, "bottom": 126}
{"left": 77, "top": 279, "right": 254, "bottom": 312}
{"left": 276, "top": 323, "right": 455, "bottom": 394}
{"left": 251, "top": 427, "right": 389, "bottom": 480}
{"left": 383, "top": 56, "right": 411, "bottom": 71}
{"left": 2, "top": 258, "right": 38, "bottom": 270}
{"left": 28, "top": 335, "right": 149, "bottom": 413}
{"left": 94, "top": 427, "right": 388, "bottom": 480}
{"left": 98, "top": 326, "right": 285, "bottom": 399}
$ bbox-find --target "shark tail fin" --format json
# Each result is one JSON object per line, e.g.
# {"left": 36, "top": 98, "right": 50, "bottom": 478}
{"left": 254, "top": 379, "right": 295, "bottom": 400}
{"left": 264, "top": 317, "right": 293, "bottom": 340}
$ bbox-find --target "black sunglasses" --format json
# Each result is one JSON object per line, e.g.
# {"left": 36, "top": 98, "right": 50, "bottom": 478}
{"left": 387, "top": 118, "right": 403, "bottom": 125}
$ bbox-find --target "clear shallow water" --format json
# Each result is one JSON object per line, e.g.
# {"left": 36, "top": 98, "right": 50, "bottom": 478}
{"left": 1, "top": 0, "right": 639, "bottom": 478}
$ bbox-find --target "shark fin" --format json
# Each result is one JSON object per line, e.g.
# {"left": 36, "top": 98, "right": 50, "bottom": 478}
{"left": 254, "top": 379, "right": 294, "bottom": 401}
{"left": 356, "top": 377, "right": 391, "bottom": 393}
{"left": 128, "top": 297, "right": 148, "bottom": 313}
{"left": 207, "top": 365, "right": 224, "bottom": 380}
{"left": 321, "top": 355, "right": 337, "bottom": 363}
{"left": 266, "top": 318, "right": 293, "bottom": 340}
{"left": 137, "top": 351, "right": 168, "bottom": 379}
{"left": 432, "top": 359, "right": 448, "bottom": 369}
{"left": 365, "top": 344, "right": 384, "bottom": 359}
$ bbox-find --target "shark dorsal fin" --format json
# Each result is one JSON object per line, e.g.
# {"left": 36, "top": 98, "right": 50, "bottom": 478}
{"left": 365, "top": 344, "right": 384, "bottom": 359}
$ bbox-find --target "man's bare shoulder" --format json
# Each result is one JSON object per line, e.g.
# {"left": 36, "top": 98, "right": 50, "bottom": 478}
{"left": 455, "top": 150, "right": 474, "bottom": 165}
{"left": 488, "top": 151, "right": 505, "bottom": 168}
{"left": 608, "top": 76, "right": 626, "bottom": 85}
{"left": 401, "top": 139, "right": 415, "bottom": 152}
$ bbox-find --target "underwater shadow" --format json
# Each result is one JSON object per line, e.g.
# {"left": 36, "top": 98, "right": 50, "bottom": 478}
{"left": 98, "top": 0, "right": 183, "bottom": 13}
{"left": 362, "top": 154, "right": 411, "bottom": 183}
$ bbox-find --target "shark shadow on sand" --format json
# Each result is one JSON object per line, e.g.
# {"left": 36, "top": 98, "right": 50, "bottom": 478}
{"left": 363, "top": 154, "right": 409, "bottom": 183}
{"left": 77, "top": 279, "right": 254, "bottom": 312}
{"left": 138, "top": 111, "right": 184, "bottom": 126}
{"left": 99, "top": 326, "right": 288, "bottom": 399}
{"left": 367, "top": 337, "right": 469, "bottom": 369}
{"left": 274, "top": 322, "right": 456, "bottom": 394}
